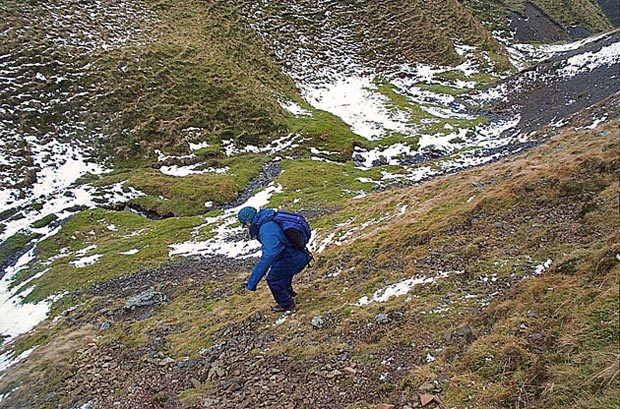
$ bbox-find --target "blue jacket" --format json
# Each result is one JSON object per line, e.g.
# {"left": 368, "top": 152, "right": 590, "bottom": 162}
{"left": 245, "top": 209, "right": 309, "bottom": 291}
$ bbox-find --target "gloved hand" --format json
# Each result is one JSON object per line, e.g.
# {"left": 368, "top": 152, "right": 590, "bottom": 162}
{"left": 245, "top": 282, "right": 256, "bottom": 291}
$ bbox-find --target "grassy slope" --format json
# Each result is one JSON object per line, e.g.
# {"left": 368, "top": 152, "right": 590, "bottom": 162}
{"left": 1, "top": 0, "right": 618, "bottom": 406}
{"left": 2, "top": 118, "right": 617, "bottom": 407}
{"left": 94, "top": 0, "right": 298, "bottom": 164}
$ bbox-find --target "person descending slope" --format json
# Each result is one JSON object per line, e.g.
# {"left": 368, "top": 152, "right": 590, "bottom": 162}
{"left": 238, "top": 206, "right": 312, "bottom": 312}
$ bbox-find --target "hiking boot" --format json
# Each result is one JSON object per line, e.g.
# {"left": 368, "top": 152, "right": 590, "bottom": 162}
{"left": 271, "top": 301, "right": 296, "bottom": 313}
{"left": 288, "top": 289, "right": 298, "bottom": 298}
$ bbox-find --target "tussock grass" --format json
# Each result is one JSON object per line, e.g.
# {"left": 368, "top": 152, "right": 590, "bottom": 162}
{"left": 3, "top": 118, "right": 617, "bottom": 407}
{"left": 94, "top": 0, "right": 298, "bottom": 164}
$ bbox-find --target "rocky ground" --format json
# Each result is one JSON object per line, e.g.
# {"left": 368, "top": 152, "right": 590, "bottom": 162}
{"left": 472, "top": 31, "right": 620, "bottom": 135}
{"left": 10, "top": 92, "right": 612, "bottom": 409}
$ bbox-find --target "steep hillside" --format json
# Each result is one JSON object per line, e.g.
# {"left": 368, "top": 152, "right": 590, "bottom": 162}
{"left": 0, "top": 0, "right": 619, "bottom": 408}
{"left": 0, "top": 102, "right": 617, "bottom": 408}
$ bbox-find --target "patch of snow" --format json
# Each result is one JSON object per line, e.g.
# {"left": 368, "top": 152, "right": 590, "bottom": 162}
{"left": 0, "top": 225, "right": 69, "bottom": 343}
{"left": 353, "top": 143, "right": 416, "bottom": 169}
{"left": 558, "top": 41, "right": 620, "bottom": 78}
{"left": 280, "top": 101, "right": 312, "bottom": 116}
{"left": 222, "top": 134, "right": 302, "bottom": 157}
{"left": 533, "top": 259, "right": 553, "bottom": 276}
{"left": 189, "top": 141, "right": 210, "bottom": 151}
{"left": 356, "top": 272, "right": 450, "bottom": 306}
{"left": 155, "top": 149, "right": 196, "bottom": 162}
{"left": 0, "top": 346, "right": 38, "bottom": 373}
{"left": 455, "top": 44, "right": 476, "bottom": 56}
{"left": 159, "top": 163, "right": 229, "bottom": 177}
{"left": 274, "top": 313, "right": 290, "bottom": 326}
{"left": 70, "top": 254, "right": 102, "bottom": 268}
{"left": 507, "top": 32, "right": 613, "bottom": 66}
{"left": 302, "top": 75, "right": 410, "bottom": 140}
{"left": 585, "top": 116, "right": 608, "bottom": 129}
{"left": 169, "top": 183, "right": 283, "bottom": 258}
{"left": 120, "top": 249, "right": 139, "bottom": 255}
{"left": 75, "top": 244, "right": 97, "bottom": 257}
{"left": 309, "top": 147, "right": 340, "bottom": 156}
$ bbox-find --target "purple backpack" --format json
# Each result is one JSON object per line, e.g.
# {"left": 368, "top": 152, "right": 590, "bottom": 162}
{"left": 273, "top": 211, "right": 311, "bottom": 250}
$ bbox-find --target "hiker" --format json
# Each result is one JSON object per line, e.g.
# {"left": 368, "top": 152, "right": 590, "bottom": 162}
{"left": 238, "top": 206, "right": 312, "bottom": 312}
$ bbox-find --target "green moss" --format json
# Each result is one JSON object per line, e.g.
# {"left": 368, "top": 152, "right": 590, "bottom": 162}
{"left": 94, "top": 154, "right": 269, "bottom": 216}
{"left": 375, "top": 79, "right": 431, "bottom": 123}
{"left": 436, "top": 70, "right": 498, "bottom": 87}
{"left": 463, "top": 334, "right": 534, "bottom": 379}
{"left": 0, "top": 230, "right": 41, "bottom": 268}
{"left": 12, "top": 332, "right": 49, "bottom": 356}
{"left": 287, "top": 108, "right": 369, "bottom": 161}
{"left": 268, "top": 159, "right": 383, "bottom": 211}
{"left": 31, "top": 214, "right": 58, "bottom": 228}
{"left": 417, "top": 83, "right": 472, "bottom": 96}
{"left": 13, "top": 208, "right": 203, "bottom": 303}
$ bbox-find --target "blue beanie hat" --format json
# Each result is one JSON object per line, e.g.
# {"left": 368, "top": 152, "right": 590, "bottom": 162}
{"left": 238, "top": 206, "right": 257, "bottom": 225}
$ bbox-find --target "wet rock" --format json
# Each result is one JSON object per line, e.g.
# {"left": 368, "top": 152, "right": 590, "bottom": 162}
{"left": 352, "top": 153, "right": 366, "bottom": 167}
{"left": 375, "top": 313, "right": 390, "bottom": 324}
{"left": 136, "top": 312, "right": 151, "bottom": 321}
{"left": 223, "top": 377, "right": 244, "bottom": 392}
{"left": 372, "top": 155, "right": 389, "bottom": 166}
{"left": 223, "top": 161, "right": 281, "bottom": 209}
{"left": 98, "top": 321, "right": 111, "bottom": 331}
{"left": 311, "top": 316, "right": 324, "bottom": 329}
{"left": 436, "top": 373, "right": 450, "bottom": 384}
{"left": 146, "top": 353, "right": 175, "bottom": 366}
{"left": 527, "top": 332, "right": 547, "bottom": 354}
{"left": 208, "top": 360, "right": 226, "bottom": 380}
{"left": 418, "top": 382, "right": 437, "bottom": 393}
{"left": 449, "top": 325, "right": 475, "bottom": 343}
{"left": 324, "top": 369, "right": 343, "bottom": 379}
{"left": 420, "top": 393, "right": 442, "bottom": 406}
{"left": 123, "top": 288, "right": 167, "bottom": 311}
{"left": 343, "top": 367, "right": 357, "bottom": 376}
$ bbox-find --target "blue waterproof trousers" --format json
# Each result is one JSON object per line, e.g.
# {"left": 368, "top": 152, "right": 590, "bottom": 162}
{"left": 266, "top": 248, "right": 311, "bottom": 309}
